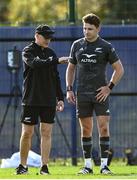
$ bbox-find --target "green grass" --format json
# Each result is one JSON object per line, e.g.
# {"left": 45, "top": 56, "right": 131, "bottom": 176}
{"left": 0, "top": 160, "right": 137, "bottom": 179}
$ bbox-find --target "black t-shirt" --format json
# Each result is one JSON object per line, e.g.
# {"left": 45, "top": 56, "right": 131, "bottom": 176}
{"left": 22, "top": 42, "right": 64, "bottom": 106}
{"left": 69, "top": 37, "right": 119, "bottom": 93}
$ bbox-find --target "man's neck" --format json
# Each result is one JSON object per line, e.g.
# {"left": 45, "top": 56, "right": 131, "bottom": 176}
{"left": 85, "top": 35, "right": 99, "bottom": 43}
{"left": 35, "top": 41, "right": 47, "bottom": 48}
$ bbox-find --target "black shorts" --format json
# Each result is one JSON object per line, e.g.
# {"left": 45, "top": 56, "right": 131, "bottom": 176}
{"left": 76, "top": 93, "right": 110, "bottom": 118}
{"left": 21, "top": 106, "right": 56, "bottom": 125}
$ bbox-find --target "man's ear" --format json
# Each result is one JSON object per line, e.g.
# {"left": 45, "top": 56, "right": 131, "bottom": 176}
{"left": 35, "top": 33, "right": 39, "bottom": 39}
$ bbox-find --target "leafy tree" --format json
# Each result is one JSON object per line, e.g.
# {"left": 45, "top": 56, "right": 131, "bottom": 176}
{"left": 7, "top": 0, "right": 68, "bottom": 25}
{"left": 0, "top": 0, "right": 11, "bottom": 23}
{"left": 0, "top": 0, "right": 137, "bottom": 25}
{"left": 76, "top": 0, "right": 108, "bottom": 21}
{"left": 76, "top": 0, "right": 137, "bottom": 25}
{"left": 104, "top": 0, "right": 137, "bottom": 24}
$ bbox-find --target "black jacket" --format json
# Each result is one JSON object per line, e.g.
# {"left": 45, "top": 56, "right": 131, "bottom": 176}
{"left": 22, "top": 42, "right": 64, "bottom": 106}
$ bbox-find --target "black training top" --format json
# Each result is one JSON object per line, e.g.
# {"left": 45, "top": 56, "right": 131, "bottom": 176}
{"left": 69, "top": 37, "right": 119, "bottom": 93}
{"left": 22, "top": 42, "right": 64, "bottom": 106}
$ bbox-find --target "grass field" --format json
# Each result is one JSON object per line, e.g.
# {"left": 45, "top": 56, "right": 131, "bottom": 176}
{"left": 0, "top": 160, "right": 137, "bottom": 179}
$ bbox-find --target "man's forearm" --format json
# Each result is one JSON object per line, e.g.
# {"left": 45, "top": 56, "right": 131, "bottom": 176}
{"left": 110, "top": 60, "right": 124, "bottom": 86}
{"left": 66, "top": 66, "right": 75, "bottom": 87}
{"left": 110, "top": 68, "right": 124, "bottom": 85}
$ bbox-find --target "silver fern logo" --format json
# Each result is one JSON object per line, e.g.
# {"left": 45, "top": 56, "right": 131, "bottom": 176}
{"left": 95, "top": 47, "right": 102, "bottom": 53}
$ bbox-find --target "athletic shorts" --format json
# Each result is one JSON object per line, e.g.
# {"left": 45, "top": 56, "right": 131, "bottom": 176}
{"left": 76, "top": 93, "right": 110, "bottom": 118}
{"left": 21, "top": 106, "right": 56, "bottom": 125}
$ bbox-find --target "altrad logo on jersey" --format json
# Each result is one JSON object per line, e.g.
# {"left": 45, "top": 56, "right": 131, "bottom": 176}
{"left": 81, "top": 53, "right": 97, "bottom": 63}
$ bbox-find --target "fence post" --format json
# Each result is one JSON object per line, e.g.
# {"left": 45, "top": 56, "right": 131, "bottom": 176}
{"left": 68, "top": 0, "right": 76, "bottom": 24}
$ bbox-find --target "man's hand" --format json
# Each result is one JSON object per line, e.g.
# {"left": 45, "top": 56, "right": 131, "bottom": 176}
{"left": 66, "top": 91, "right": 76, "bottom": 104}
{"left": 58, "top": 57, "right": 69, "bottom": 64}
{"left": 56, "top": 100, "right": 64, "bottom": 112}
{"left": 96, "top": 86, "right": 111, "bottom": 102}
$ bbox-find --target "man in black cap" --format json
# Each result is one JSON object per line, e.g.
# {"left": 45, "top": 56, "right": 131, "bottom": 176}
{"left": 16, "top": 24, "right": 68, "bottom": 175}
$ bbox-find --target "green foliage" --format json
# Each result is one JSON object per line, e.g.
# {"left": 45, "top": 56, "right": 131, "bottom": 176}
{"left": 102, "top": 0, "right": 137, "bottom": 24}
{"left": 0, "top": 0, "right": 137, "bottom": 26}
{"left": 76, "top": 0, "right": 108, "bottom": 21}
{"left": 0, "top": 0, "right": 11, "bottom": 23}
{"left": 7, "top": 0, "right": 68, "bottom": 26}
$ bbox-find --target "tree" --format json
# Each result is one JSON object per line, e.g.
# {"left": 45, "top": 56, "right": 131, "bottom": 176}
{"left": 76, "top": 0, "right": 108, "bottom": 21}
{"left": 0, "top": 0, "right": 11, "bottom": 23}
{"left": 0, "top": 0, "right": 137, "bottom": 25}
{"left": 76, "top": 0, "right": 137, "bottom": 25}
{"left": 7, "top": 0, "right": 68, "bottom": 25}
{"left": 104, "top": 0, "right": 137, "bottom": 24}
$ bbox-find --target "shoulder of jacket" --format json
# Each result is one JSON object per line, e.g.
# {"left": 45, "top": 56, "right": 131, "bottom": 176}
{"left": 45, "top": 47, "right": 56, "bottom": 56}
{"left": 47, "top": 47, "right": 55, "bottom": 52}
{"left": 23, "top": 43, "right": 35, "bottom": 52}
{"left": 74, "top": 38, "right": 85, "bottom": 45}
{"left": 72, "top": 38, "right": 86, "bottom": 52}
{"left": 100, "top": 38, "right": 112, "bottom": 47}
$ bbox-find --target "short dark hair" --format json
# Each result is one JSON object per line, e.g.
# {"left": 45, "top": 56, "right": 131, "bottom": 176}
{"left": 82, "top": 13, "right": 100, "bottom": 28}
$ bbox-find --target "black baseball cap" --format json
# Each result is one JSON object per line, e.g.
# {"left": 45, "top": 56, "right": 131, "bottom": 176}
{"left": 35, "top": 24, "right": 55, "bottom": 39}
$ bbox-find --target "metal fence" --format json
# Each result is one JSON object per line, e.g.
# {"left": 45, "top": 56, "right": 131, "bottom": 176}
{"left": 0, "top": 25, "right": 137, "bottom": 161}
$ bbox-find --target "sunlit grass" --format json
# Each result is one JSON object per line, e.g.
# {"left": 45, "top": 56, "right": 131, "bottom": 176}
{"left": 0, "top": 159, "right": 137, "bottom": 179}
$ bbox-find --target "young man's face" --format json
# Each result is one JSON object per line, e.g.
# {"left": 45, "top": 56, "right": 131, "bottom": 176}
{"left": 83, "top": 22, "right": 100, "bottom": 42}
